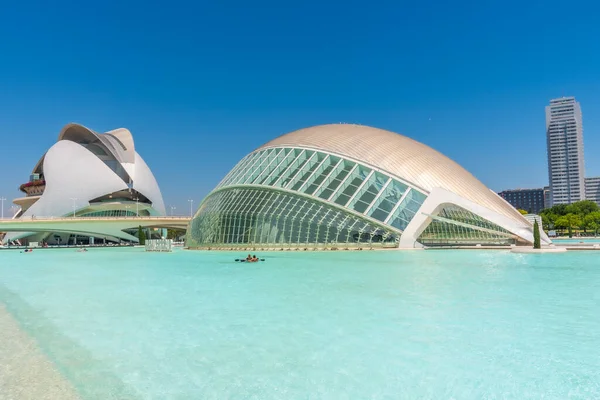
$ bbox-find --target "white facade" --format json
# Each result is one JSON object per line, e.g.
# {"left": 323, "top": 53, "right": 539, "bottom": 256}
{"left": 546, "top": 97, "right": 585, "bottom": 206}
{"left": 585, "top": 177, "right": 600, "bottom": 206}
{"left": 4, "top": 123, "right": 166, "bottom": 244}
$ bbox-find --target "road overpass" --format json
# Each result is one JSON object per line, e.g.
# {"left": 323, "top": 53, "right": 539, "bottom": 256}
{"left": 0, "top": 216, "right": 191, "bottom": 243}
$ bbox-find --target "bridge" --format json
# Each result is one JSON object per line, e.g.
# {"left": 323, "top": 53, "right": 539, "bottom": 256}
{"left": 0, "top": 216, "right": 191, "bottom": 243}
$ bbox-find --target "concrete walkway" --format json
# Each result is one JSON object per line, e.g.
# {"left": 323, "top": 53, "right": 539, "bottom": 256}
{"left": 0, "top": 305, "right": 80, "bottom": 400}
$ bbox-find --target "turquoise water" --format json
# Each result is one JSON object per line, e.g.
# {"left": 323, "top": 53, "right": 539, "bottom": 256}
{"left": 553, "top": 238, "right": 600, "bottom": 244}
{"left": 1, "top": 248, "right": 599, "bottom": 399}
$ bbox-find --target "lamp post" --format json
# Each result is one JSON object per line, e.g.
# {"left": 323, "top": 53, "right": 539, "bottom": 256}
{"left": 10, "top": 205, "right": 18, "bottom": 218}
{"left": 125, "top": 205, "right": 131, "bottom": 216}
{"left": 188, "top": 199, "right": 194, "bottom": 217}
{"left": 0, "top": 197, "right": 5, "bottom": 219}
{"left": 69, "top": 197, "right": 78, "bottom": 218}
{"left": 134, "top": 197, "right": 139, "bottom": 216}
{"left": 170, "top": 206, "right": 176, "bottom": 216}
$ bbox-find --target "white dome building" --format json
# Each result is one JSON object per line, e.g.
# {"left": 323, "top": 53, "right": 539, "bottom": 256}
{"left": 6, "top": 123, "right": 165, "bottom": 244}
{"left": 187, "top": 124, "right": 550, "bottom": 249}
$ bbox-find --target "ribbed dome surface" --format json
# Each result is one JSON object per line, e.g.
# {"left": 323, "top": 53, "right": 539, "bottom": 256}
{"left": 259, "top": 124, "right": 526, "bottom": 224}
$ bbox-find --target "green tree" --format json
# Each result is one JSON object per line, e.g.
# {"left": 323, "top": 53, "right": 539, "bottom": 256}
{"left": 533, "top": 219, "right": 541, "bottom": 249}
{"left": 555, "top": 213, "right": 582, "bottom": 238}
{"left": 554, "top": 216, "right": 567, "bottom": 233}
{"left": 138, "top": 225, "right": 146, "bottom": 245}
{"left": 566, "top": 200, "right": 599, "bottom": 217}
{"left": 584, "top": 219, "right": 598, "bottom": 236}
{"left": 517, "top": 209, "right": 528, "bottom": 215}
{"left": 167, "top": 229, "right": 185, "bottom": 240}
{"left": 546, "top": 203, "right": 568, "bottom": 216}
{"left": 539, "top": 208, "right": 559, "bottom": 231}
{"left": 584, "top": 211, "right": 600, "bottom": 236}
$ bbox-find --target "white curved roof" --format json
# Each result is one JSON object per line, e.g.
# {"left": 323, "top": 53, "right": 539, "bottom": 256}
{"left": 27, "top": 123, "right": 165, "bottom": 216}
{"left": 58, "top": 123, "right": 136, "bottom": 164}
{"left": 259, "top": 124, "right": 526, "bottom": 224}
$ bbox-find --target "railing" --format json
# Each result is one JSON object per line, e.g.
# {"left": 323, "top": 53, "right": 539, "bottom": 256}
{"left": 145, "top": 239, "right": 173, "bottom": 252}
{"left": 0, "top": 216, "right": 191, "bottom": 221}
{"left": 187, "top": 241, "right": 396, "bottom": 250}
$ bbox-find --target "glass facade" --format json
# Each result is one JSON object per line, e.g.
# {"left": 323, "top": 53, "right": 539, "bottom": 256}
{"left": 188, "top": 146, "right": 525, "bottom": 249}
{"left": 215, "top": 147, "right": 427, "bottom": 223}
{"left": 78, "top": 209, "right": 146, "bottom": 218}
{"left": 187, "top": 188, "right": 399, "bottom": 249}
{"left": 418, "top": 205, "right": 518, "bottom": 246}
{"left": 187, "top": 147, "right": 432, "bottom": 248}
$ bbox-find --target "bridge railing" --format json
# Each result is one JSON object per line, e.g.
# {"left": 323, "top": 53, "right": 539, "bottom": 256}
{"left": 0, "top": 216, "right": 191, "bottom": 221}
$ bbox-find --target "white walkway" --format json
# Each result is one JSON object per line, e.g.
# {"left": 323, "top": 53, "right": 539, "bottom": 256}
{"left": 0, "top": 216, "right": 190, "bottom": 242}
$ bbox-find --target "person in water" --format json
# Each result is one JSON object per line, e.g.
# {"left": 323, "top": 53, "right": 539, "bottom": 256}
{"left": 251, "top": 255, "right": 258, "bottom": 262}
{"left": 246, "top": 254, "right": 252, "bottom": 261}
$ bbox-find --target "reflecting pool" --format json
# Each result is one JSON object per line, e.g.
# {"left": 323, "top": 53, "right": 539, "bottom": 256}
{"left": 552, "top": 238, "right": 600, "bottom": 244}
{"left": 1, "top": 248, "right": 599, "bottom": 399}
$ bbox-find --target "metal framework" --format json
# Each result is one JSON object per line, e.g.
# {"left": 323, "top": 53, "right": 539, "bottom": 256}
{"left": 417, "top": 205, "right": 518, "bottom": 246}
{"left": 189, "top": 143, "right": 533, "bottom": 249}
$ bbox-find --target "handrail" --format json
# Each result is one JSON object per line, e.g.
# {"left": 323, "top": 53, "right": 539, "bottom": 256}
{"left": 0, "top": 216, "right": 191, "bottom": 222}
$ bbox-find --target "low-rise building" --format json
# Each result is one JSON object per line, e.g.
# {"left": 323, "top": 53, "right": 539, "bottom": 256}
{"left": 498, "top": 188, "right": 546, "bottom": 214}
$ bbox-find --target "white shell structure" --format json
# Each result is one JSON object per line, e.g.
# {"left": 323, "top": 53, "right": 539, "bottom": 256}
{"left": 187, "top": 124, "right": 550, "bottom": 249}
{"left": 5, "top": 123, "right": 165, "bottom": 244}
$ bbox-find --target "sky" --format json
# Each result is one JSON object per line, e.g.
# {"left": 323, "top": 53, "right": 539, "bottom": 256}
{"left": 1, "top": 0, "right": 599, "bottom": 216}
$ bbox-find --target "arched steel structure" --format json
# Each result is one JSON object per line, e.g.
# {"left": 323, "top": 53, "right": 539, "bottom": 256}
{"left": 187, "top": 124, "right": 550, "bottom": 249}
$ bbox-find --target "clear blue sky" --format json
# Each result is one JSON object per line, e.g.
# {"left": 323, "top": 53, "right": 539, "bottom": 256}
{"left": 1, "top": 0, "right": 599, "bottom": 215}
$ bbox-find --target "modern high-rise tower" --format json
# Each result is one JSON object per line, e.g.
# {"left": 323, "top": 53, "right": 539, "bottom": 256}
{"left": 546, "top": 97, "right": 585, "bottom": 206}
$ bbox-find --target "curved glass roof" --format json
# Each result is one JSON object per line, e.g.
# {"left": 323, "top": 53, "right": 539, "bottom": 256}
{"left": 214, "top": 146, "right": 427, "bottom": 232}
